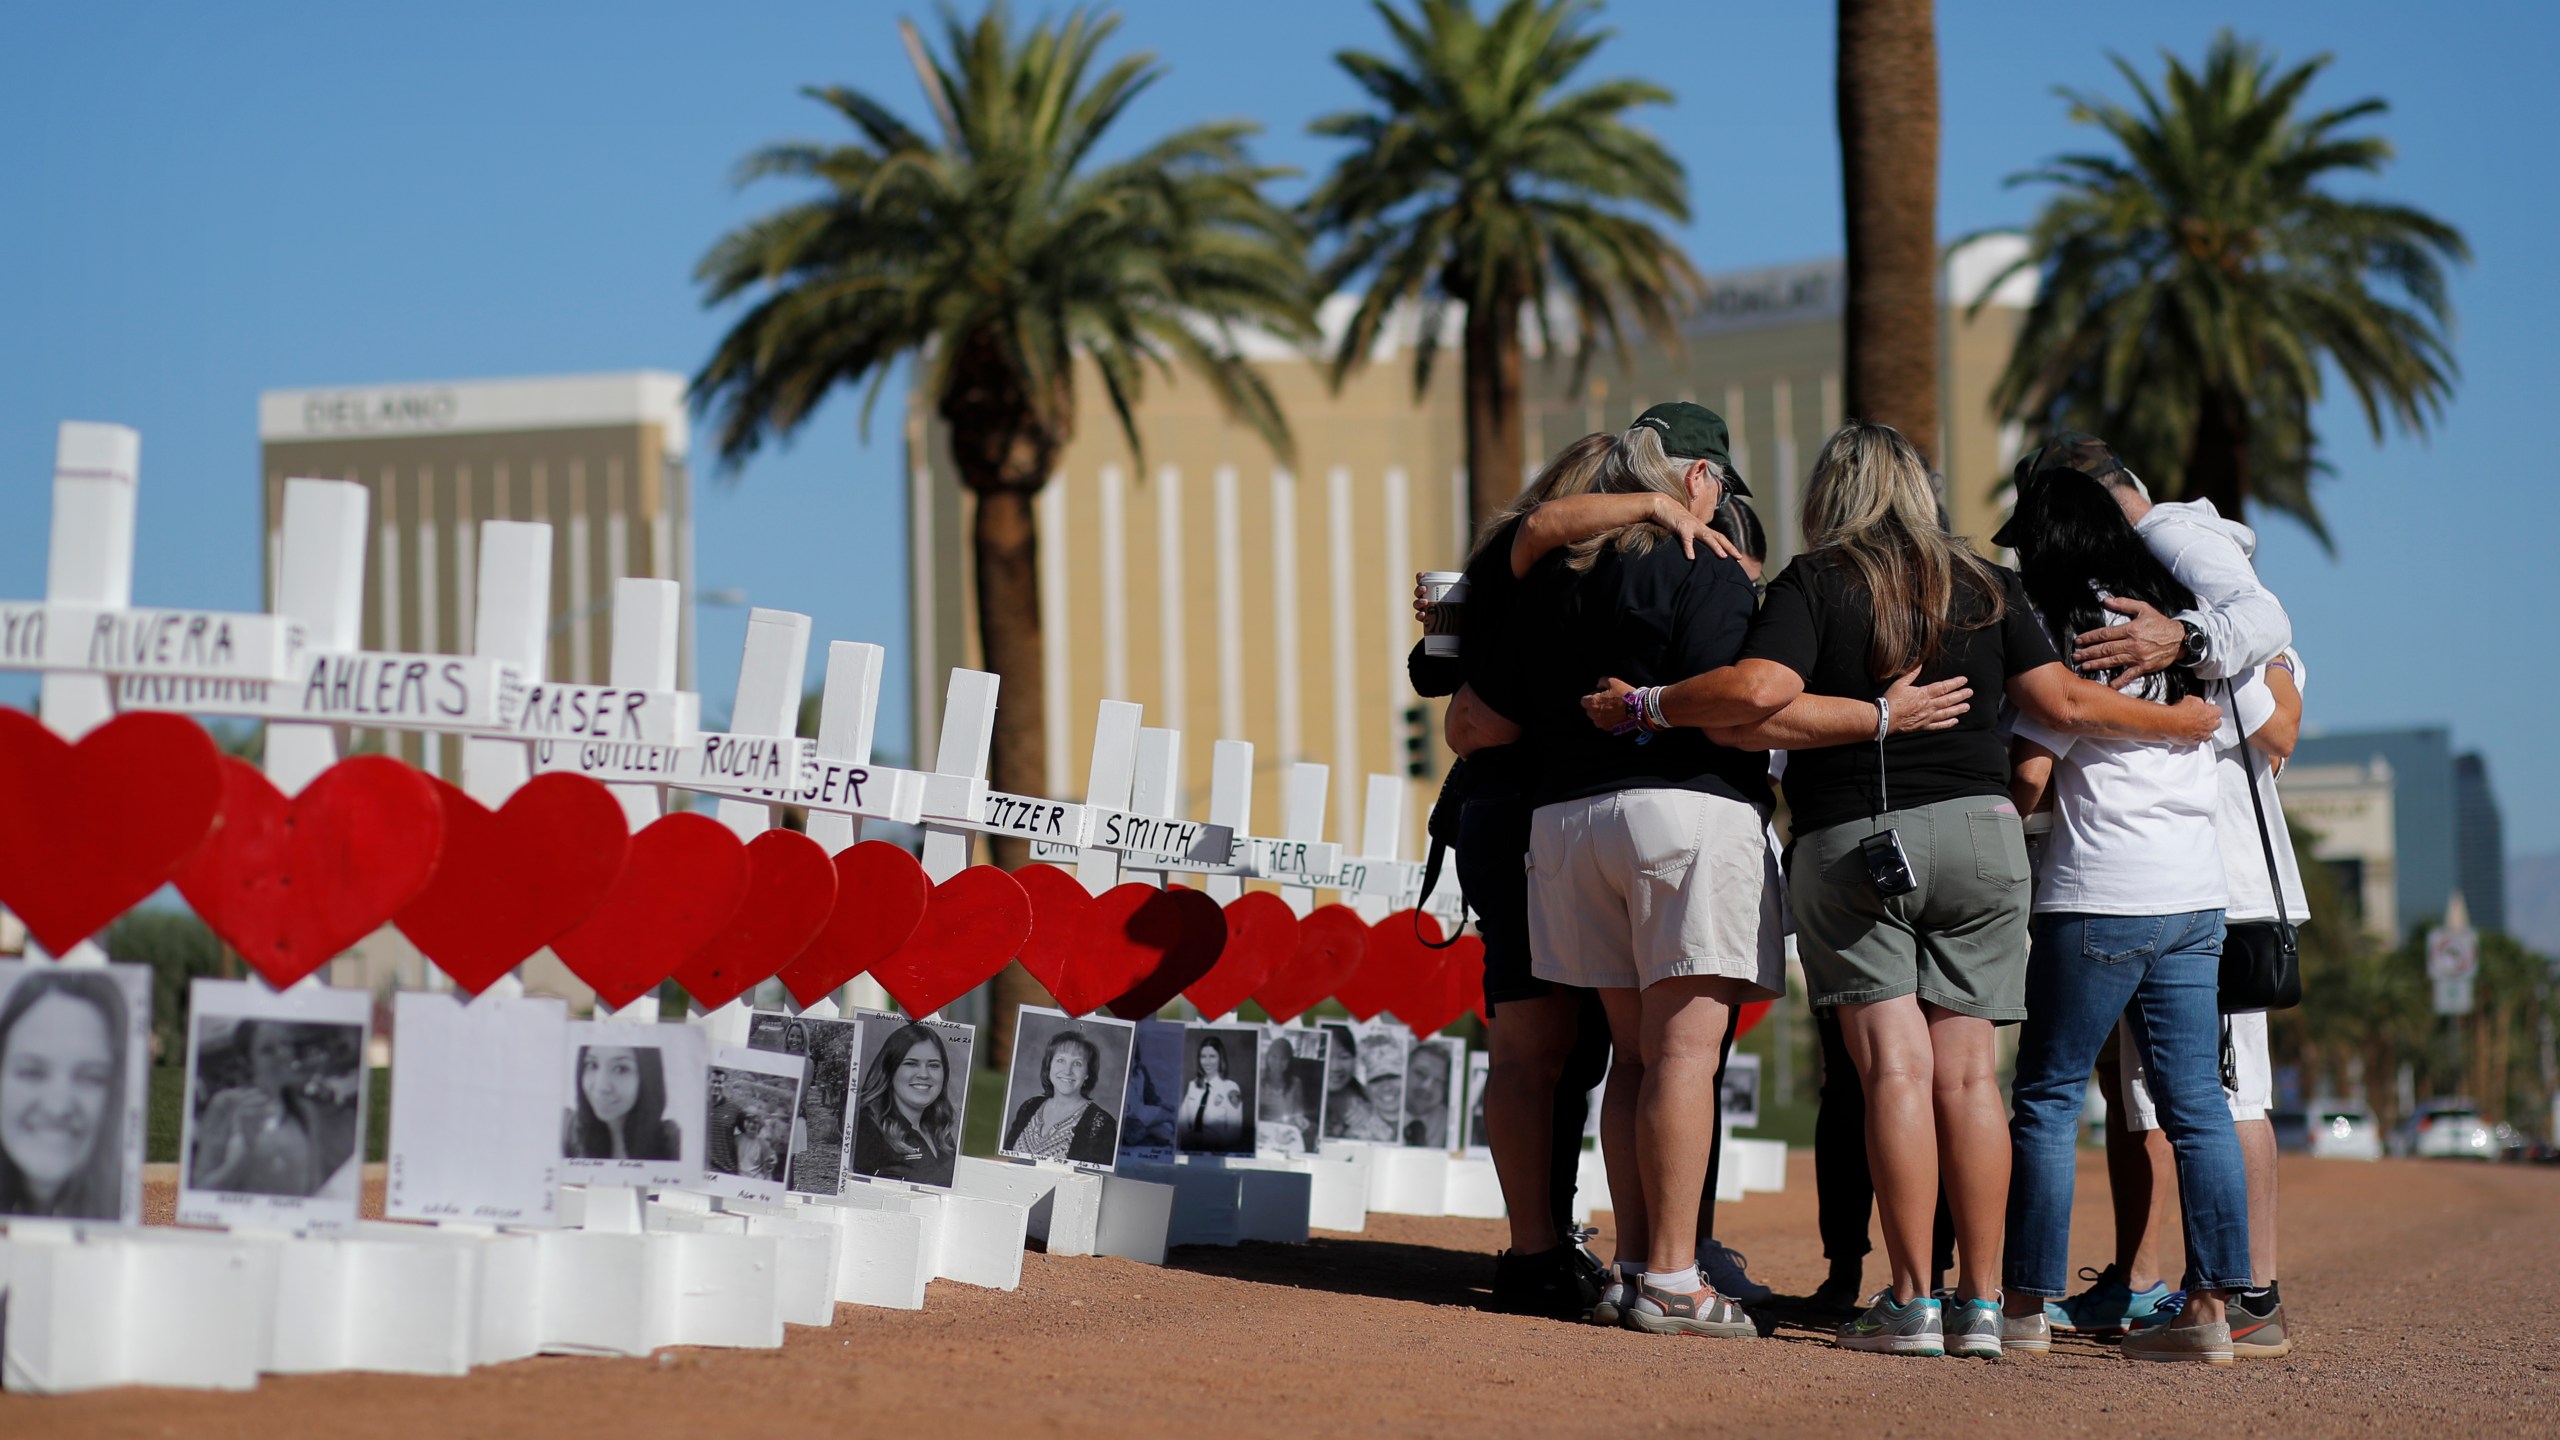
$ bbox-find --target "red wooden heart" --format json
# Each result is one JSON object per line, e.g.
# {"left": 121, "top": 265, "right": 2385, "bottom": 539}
{"left": 672, "top": 828, "right": 838, "bottom": 1010}
{"left": 1735, "top": 999, "right": 1774, "bottom": 1039}
{"left": 0, "top": 709, "right": 225, "bottom": 955}
{"left": 1186, "top": 890, "right": 1296, "bottom": 1020}
{"left": 1105, "top": 885, "right": 1226, "bottom": 1020}
{"left": 867, "top": 864, "right": 1032, "bottom": 1018}
{"left": 776, "top": 840, "right": 931, "bottom": 1008}
{"left": 1013, "top": 865, "right": 1159, "bottom": 1016}
{"left": 394, "top": 772, "right": 630, "bottom": 995}
{"left": 551, "top": 811, "right": 750, "bottom": 1011}
{"left": 1442, "top": 932, "right": 1488, "bottom": 1029}
{"left": 174, "top": 756, "right": 445, "bottom": 989}
{"left": 1252, "top": 903, "right": 1369, "bottom": 1024}
{"left": 1339, "top": 909, "right": 1450, "bottom": 1026}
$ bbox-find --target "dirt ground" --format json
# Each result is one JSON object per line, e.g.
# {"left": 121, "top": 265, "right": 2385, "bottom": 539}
{"left": 9, "top": 1151, "right": 2556, "bottom": 1438}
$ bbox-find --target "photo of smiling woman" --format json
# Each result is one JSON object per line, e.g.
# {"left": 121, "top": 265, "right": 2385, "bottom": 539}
{"left": 999, "top": 1007, "right": 1133, "bottom": 1170}
{"left": 850, "top": 1017, "right": 974, "bottom": 1189}
{"left": 0, "top": 962, "right": 147, "bottom": 1224}
{"left": 564, "top": 1043, "right": 684, "bottom": 1162}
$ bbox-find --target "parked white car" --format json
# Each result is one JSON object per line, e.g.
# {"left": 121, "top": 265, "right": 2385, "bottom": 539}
{"left": 2308, "top": 1107, "right": 2382, "bottom": 1161}
{"left": 2408, "top": 1103, "right": 2496, "bottom": 1160}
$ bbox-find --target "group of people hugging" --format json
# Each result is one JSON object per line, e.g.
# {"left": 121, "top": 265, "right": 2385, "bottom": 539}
{"left": 1423, "top": 403, "right": 2303, "bottom": 1364}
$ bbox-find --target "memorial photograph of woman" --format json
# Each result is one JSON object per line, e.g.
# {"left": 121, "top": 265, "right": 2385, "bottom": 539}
{"left": 0, "top": 962, "right": 146, "bottom": 1223}
{"left": 849, "top": 1017, "right": 971, "bottom": 1189}
{"left": 999, "top": 1008, "right": 1130, "bottom": 1169}
{"left": 186, "top": 1014, "right": 364, "bottom": 1200}
{"left": 564, "top": 1043, "right": 683, "bottom": 1162}
{"left": 1176, "top": 1025, "right": 1257, "bottom": 1155}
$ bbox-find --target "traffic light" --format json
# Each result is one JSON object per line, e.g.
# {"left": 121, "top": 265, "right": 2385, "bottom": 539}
{"left": 1403, "top": 703, "right": 1432, "bottom": 779}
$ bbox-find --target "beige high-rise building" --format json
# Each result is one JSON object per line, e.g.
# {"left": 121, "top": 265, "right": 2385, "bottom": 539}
{"left": 259, "top": 371, "right": 698, "bottom": 776}
{"left": 908, "top": 242, "right": 2036, "bottom": 859}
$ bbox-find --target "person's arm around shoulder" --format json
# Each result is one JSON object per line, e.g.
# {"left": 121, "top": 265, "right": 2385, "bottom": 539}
{"left": 2006, "top": 662, "right": 2221, "bottom": 744}
{"left": 1509, "top": 492, "right": 1736, "bottom": 578}
{"left": 1700, "top": 670, "right": 1973, "bottom": 749}
{"left": 2074, "top": 514, "right": 2292, "bottom": 684}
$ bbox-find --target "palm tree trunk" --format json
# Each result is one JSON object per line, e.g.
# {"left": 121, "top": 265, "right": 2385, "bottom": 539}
{"left": 1837, "top": 0, "right": 1941, "bottom": 465}
{"left": 969, "top": 483, "right": 1057, "bottom": 1066}
{"left": 1463, "top": 290, "right": 1527, "bottom": 529}
{"left": 2187, "top": 385, "right": 2252, "bottom": 517}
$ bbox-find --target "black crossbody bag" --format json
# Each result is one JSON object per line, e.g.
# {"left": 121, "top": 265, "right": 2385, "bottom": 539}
{"left": 2219, "top": 679, "right": 2301, "bottom": 1013}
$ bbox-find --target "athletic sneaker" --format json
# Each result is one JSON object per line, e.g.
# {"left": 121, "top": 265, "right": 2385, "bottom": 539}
{"left": 2120, "top": 1319, "right": 2234, "bottom": 1365}
{"left": 2045, "top": 1264, "right": 2173, "bottom": 1335}
{"left": 2002, "top": 1309, "right": 2053, "bottom": 1354}
{"left": 1589, "top": 1272, "right": 1636, "bottom": 1327}
{"left": 1947, "top": 1298, "right": 2004, "bottom": 1359}
{"left": 1623, "top": 1279, "right": 1757, "bottom": 1340}
{"left": 1699, "top": 1241, "right": 1772, "bottom": 1303}
{"left": 1490, "top": 1245, "right": 1602, "bottom": 1320}
{"left": 1836, "top": 1292, "right": 1944, "bottom": 1356}
{"left": 2228, "top": 1299, "right": 2295, "bottom": 1359}
{"left": 2126, "top": 1289, "right": 2187, "bottom": 1331}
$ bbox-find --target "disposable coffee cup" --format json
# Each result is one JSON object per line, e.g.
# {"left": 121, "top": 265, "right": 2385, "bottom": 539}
{"left": 1418, "top": 571, "right": 1469, "bottom": 657}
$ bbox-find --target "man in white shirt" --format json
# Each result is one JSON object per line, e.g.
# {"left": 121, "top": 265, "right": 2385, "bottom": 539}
{"left": 2001, "top": 433, "right": 2300, "bottom": 1357}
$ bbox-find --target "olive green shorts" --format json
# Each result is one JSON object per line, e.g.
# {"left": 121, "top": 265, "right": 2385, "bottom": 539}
{"left": 1789, "top": 794, "right": 2032, "bottom": 1022}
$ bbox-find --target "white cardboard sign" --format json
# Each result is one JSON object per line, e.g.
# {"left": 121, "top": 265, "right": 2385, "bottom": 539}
{"left": 0, "top": 602, "right": 300, "bottom": 682}
{"left": 115, "top": 652, "right": 527, "bottom": 731}
{"left": 701, "top": 1044, "right": 806, "bottom": 1204}
{"left": 385, "top": 991, "right": 568, "bottom": 1227}
{"left": 177, "top": 978, "right": 374, "bottom": 1235}
{"left": 532, "top": 729, "right": 810, "bottom": 796}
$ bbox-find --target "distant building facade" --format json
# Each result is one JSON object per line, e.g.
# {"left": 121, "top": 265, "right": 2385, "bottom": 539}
{"left": 259, "top": 371, "right": 698, "bottom": 777}
{"left": 2285, "top": 726, "right": 2507, "bottom": 938}
{"left": 906, "top": 243, "right": 2035, "bottom": 857}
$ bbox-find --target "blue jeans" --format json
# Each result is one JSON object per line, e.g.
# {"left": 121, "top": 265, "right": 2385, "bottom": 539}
{"left": 2005, "top": 909, "right": 2251, "bottom": 1297}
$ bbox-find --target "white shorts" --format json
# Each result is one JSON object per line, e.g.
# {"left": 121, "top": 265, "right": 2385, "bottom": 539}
{"left": 2119, "top": 1008, "right": 2271, "bottom": 1129}
{"left": 1524, "top": 787, "right": 1784, "bottom": 995}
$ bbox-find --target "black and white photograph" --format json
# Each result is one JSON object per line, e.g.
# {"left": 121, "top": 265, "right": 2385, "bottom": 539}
{"left": 386, "top": 990, "right": 567, "bottom": 1226}
{"left": 560, "top": 1019, "right": 707, "bottom": 1189}
{"left": 845, "top": 1010, "right": 974, "bottom": 1190}
{"left": 1463, "top": 1049, "right": 1492, "bottom": 1158}
{"left": 0, "top": 960, "right": 149, "bottom": 1226}
{"left": 703, "top": 1043, "right": 806, "bottom": 1203}
{"left": 1175, "top": 1023, "right": 1258, "bottom": 1156}
{"left": 1720, "top": 1050, "right": 1762, "bottom": 1129}
{"left": 997, "top": 1006, "right": 1133, "bottom": 1172}
{"left": 1318, "top": 1018, "right": 1407, "bottom": 1144}
{"left": 1119, "top": 1019, "right": 1184, "bottom": 1164}
{"left": 1253, "top": 1023, "right": 1328, "bottom": 1159}
{"left": 1401, "top": 1036, "right": 1464, "bottom": 1151}
{"left": 747, "top": 1010, "right": 862, "bottom": 1195}
{"left": 178, "top": 977, "right": 371, "bottom": 1232}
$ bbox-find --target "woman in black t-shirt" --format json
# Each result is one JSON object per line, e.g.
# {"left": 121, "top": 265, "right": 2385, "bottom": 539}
{"left": 1580, "top": 422, "right": 2218, "bottom": 1357}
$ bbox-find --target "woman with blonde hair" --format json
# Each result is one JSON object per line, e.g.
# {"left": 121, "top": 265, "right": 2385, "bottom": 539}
{"left": 1581, "top": 420, "right": 2218, "bottom": 1357}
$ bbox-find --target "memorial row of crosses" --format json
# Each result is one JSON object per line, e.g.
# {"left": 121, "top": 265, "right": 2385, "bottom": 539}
{"left": 0, "top": 420, "right": 1530, "bottom": 1395}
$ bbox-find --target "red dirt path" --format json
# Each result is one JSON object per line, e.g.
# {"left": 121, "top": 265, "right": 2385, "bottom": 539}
{"left": 10, "top": 1151, "right": 2556, "bottom": 1438}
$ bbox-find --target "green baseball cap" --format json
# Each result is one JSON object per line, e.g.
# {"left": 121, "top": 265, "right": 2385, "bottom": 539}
{"left": 1631, "top": 401, "right": 1751, "bottom": 497}
{"left": 1992, "top": 430, "right": 2129, "bottom": 547}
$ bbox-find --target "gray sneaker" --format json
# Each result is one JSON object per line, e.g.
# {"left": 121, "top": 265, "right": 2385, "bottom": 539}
{"left": 1837, "top": 1291, "right": 1944, "bottom": 1356}
{"left": 1623, "top": 1279, "right": 1757, "bottom": 1339}
{"left": 2002, "top": 1308, "right": 2053, "bottom": 1353}
{"left": 1948, "top": 1298, "right": 2004, "bottom": 1359}
{"left": 2120, "top": 1319, "right": 2234, "bottom": 1365}
{"left": 1589, "top": 1272, "right": 1635, "bottom": 1327}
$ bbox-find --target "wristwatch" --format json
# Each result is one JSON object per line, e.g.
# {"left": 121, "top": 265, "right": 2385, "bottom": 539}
{"left": 2177, "top": 620, "right": 2208, "bottom": 667}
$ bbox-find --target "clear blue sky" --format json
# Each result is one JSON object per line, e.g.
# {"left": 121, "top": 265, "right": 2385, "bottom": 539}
{"left": 5, "top": 1, "right": 2554, "bottom": 853}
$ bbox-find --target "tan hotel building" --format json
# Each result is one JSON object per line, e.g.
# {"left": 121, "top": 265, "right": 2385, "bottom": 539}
{"left": 258, "top": 371, "right": 698, "bottom": 777}
{"left": 909, "top": 240, "right": 2037, "bottom": 858}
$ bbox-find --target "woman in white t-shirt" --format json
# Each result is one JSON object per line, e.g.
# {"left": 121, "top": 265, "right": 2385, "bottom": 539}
{"left": 2000, "top": 468, "right": 2250, "bottom": 1365}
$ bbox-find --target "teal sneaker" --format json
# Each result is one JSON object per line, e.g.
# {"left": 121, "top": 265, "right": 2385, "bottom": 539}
{"left": 1948, "top": 1297, "right": 2005, "bottom": 1359}
{"left": 2045, "top": 1265, "right": 2172, "bottom": 1336}
{"left": 1837, "top": 1291, "right": 1944, "bottom": 1356}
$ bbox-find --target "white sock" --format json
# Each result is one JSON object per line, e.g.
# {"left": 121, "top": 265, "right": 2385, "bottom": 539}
{"left": 1643, "top": 1264, "right": 1701, "bottom": 1293}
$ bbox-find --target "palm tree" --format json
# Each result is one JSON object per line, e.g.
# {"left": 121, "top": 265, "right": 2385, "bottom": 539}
{"left": 1304, "top": 0, "right": 1698, "bottom": 527}
{"left": 693, "top": 3, "right": 1312, "bottom": 1046}
{"left": 1837, "top": 0, "right": 1942, "bottom": 463}
{"left": 1979, "top": 32, "right": 2466, "bottom": 537}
